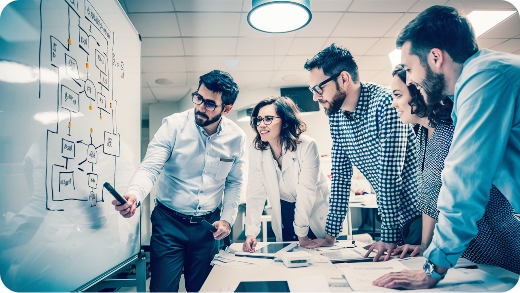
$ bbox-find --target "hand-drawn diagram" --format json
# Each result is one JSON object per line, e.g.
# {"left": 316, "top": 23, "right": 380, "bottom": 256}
{"left": 40, "top": 0, "right": 126, "bottom": 211}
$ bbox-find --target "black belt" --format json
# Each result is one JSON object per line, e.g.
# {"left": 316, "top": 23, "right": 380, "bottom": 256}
{"left": 156, "top": 200, "right": 217, "bottom": 224}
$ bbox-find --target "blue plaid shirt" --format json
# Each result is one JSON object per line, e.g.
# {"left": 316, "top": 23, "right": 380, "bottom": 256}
{"left": 327, "top": 82, "right": 421, "bottom": 243}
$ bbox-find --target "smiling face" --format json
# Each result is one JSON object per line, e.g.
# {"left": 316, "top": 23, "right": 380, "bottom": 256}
{"left": 308, "top": 68, "right": 346, "bottom": 116}
{"left": 390, "top": 75, "right": 421, "bottom": 125}
{"left": 256, "top": 104, "right": 282, "bottom": 145}
{"left": 400, "top": 42, "right": 446, "bottom": 106}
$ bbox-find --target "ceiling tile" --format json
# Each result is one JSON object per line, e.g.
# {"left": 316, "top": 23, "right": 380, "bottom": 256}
{"left": 150, "top": 86, "right": 191, "bottom": 101}
{"left": 271, "top": 70, "right": 310, "bottom": 84}
{"left": 142, "top": 72, "right": 188, "bottom": 87}
{"left": 368, "top": 70, "right": 393, "bottom": 87}
{"left": 232, "top": 71, "right": 274, "bottom": 85}
{"left": 295, "top": 13, "right": 344, "bottom": 37}
{"left": 275, "top": 56, "right": 286, "bottom": 70}
{"left": 183, "top": 38, "right": 237, "bottom": 55}
{"left": 331, "top": 12, "right": 403, "bottom": 37}
{"left": 278, "top": 56, "right": 310, "bottom": 71}
{"left": 348, "top": 0, "right": 416, "bottom": 13}
{"left": 358, "top": 70, "right": 381, "bottom": 80}
{"left": 173, "top": 0, "right": 243, "bottom": 12}
{"left": 477, "top": 38, "right": 508, "bottom": 49}
{"left": 128, "top": 13, "right": 180, "bottom": 37}
{"left": 274, "top": 37, "right": 294, "bottom": 56}
{"left": 177, "top": 12, "right": 241, "bottom": 37}
{"left": 445, "top": 0, "right": 517, "bottom": 15}
{"left": 187, "top": 72, "right": 206, "bottom": 86}
{"left": 287, "top": 38, "right": 327, "bottom": 56}
{"left": 383, "top": 13, "right": 418, "bottom": 38}
{"left": 236, "top": 37, "right": 275, "bottom": 56}
{"left": 356, "top": 55, "right": 391, "bottom": 71}
{"left": 142, "top": 38, "right": 185, "bottom": 56}
{"left": 233, "top": 56, "right": 274, "bottom": 71}
{"left": 478, "top": 13, "right": 520, "bottom": 39}
{"left": 269, "top": 81, "right": 307, "bottom": 88}
{"left": 489, "top": 38, "right": 520, "bottom": 53}
{"left": 408, "top": 0, "right": 448, "bottom": 13}
{"left": 124, "top": 0, "right": 174, "bottom": 13}
{"left": 141, "top": 86, "right": 157, "bottom": 103}
{"left": 323, "top": 38, "right": 379, "bottom": 55}
{"left": 142, "top": 57, "right": 187, "bottom": 72}
{"left": 185, "top": 56, "right": 229, "bottom": 72}
{"left": 311, "top": 0, "right": 352, "bottom": 12}
{"left": 365, "top": 38, "right": 396, "bottom": 55}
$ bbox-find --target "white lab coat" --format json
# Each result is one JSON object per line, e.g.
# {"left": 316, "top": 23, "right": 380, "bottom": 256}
{"left": 245, "top": 135, "right": 330, "bottom": 241}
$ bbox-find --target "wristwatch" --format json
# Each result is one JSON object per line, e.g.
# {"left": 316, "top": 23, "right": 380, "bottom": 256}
{"left": 423, "top": 259, "right": 447, "bottom": 280}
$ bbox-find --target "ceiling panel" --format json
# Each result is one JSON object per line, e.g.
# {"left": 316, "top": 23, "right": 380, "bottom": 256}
{"left": 477, "top": 38, "right": 508, "bottom": 49}
{"left": 183, "top": 38, "right": 237, "bottom": 55}
{"left": 278, "top": 56, "right": 311, "bottom": 71}
{"left": 478, "top": 13, "right": 520, "bottom": 39}
{"left": 142, "top": 38, "right": 185, "bottom": 56}
{"left": 445, "top": 0, "right": 517, "bottom": 15}
{"left": 128, "top": 13, "right": 180, "bottom": 37}
{"left": 356, "top": 55, "right": 391, "bottom": 71}
{"left": 142, "top": 57, "right": 187, "bottom": 72}
{"left": 233, "top": 56, "right": 275, "bottom": 71}
{"left": 489, "top": 38, "right": 520, "bottom": 53}
{"left": 323, "top": 38, "right": 379, "bottom": 55}
{"left": 124, "top": 0, "right": 175, "bottom": 13}
{"left": 408, "top": 0, "right": 448, "bottom": 13}
{"left": 274, "top": 37, "right": 294, "bottom": 56}
{"left": 365, "top": 38, "right": 396, "bottom": 55}
{"left": 383, "top": 13, "right": 418, "bottom": 38}
{"left": 287, "top": 38, "right": 328, "bottom": 56}
{"left": 141, "top": 86, "right": 157, "bottom": 103}
{"left": 236, "top": 37, "right": 275, "bottom": 56}
{"left": 369, "top": 69, "right": 393, "bottom": 87}
{"left": 358, "top": 70, "right": 381, "bottom": 80}
{"left": 331, "top": 12, "right": 403, "bottom": 37}
{"left": 185, "top": 56, "right": 229, "bottom": 72}
{"left": 348, "top": 0, "right": 416, "bottom": 13}
{"left": 310, "top": 0, "right": 353, "bottom": 12}
{"left": 294, "top": 13, "right": 344, "bottom": 37}
{"left": 177, "top": 12, "right": 241, "bottom": 37}
{"left": 232, "top": 71, "right": 274, "bottom": 85}
{"left": 271, "top": 70, "right": 310, "bottom": 84}
{"left": 173, "top": 0, "right": 243, "bottom": 12}
{"left": 142, "top": 72, "right": 188, "bottom": 87}
{"left": 150, "top": 86, "right": 191, "bottom": 101}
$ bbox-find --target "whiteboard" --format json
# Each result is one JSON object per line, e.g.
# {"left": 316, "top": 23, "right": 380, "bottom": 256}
{"left": 0, "top": 0, "right": 141, "bottom": 291}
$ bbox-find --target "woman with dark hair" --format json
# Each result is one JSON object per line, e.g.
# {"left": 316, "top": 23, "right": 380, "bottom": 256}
{"left": 389, "top": 65, "right": 520, "bottom": 274}
{"left": 242, "top": 96, "right": 329, "bottom": 251}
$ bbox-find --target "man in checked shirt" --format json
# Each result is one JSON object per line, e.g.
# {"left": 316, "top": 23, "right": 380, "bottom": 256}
{"left": 302, "top": 43, "right": 422, "bottom": 261}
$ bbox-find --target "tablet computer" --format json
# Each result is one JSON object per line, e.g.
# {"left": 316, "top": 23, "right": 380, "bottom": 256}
{"left": 235, "top": 242, "right": 297, "bottom": 259}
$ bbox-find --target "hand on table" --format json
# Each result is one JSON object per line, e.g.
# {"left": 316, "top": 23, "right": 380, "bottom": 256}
{"left": 242, "top": 235, "right": 257, "bottom": 252}
{"left": 392, "top": 244, "right": 425, "bottom": 259}
{"left": 364, "top": 241, "right": 397, "bottom": 261}
{"left": 373, "top": 269, "right": 440, "bottom": 289}
{"left": 302, "top": 234, "right": 336, "bottom": 249}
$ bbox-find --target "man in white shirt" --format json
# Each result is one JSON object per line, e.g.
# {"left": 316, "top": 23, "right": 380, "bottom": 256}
{"left": 112, "top": 70, "right": 246, "bottom": 292}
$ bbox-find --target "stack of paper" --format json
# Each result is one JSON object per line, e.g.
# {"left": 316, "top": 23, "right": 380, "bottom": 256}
{"left": 211, "top": 250, "right": 274, "bottom": 267}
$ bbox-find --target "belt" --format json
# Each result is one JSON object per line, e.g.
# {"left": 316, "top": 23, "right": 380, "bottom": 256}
{"left": 156, "top": 200, "right": 217, "bottom": 224}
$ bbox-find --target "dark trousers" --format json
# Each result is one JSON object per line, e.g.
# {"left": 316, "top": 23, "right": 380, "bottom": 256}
{"left": 149, "top": 202, "right": 219, "bottom": 292}
{"left": 280, "top": 200, "right": 317, "bottom": 241}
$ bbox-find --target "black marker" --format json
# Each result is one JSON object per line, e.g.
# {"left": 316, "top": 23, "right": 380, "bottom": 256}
{"left": 103, "top": 182, "right": 127, "bottom": 206}
{"left": 201, "top": 219, "right": 217, "bottom": 233}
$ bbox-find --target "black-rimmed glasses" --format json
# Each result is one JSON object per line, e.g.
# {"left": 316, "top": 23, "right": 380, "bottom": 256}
{"left": 251, "top": 115, "right": 281, "bottom": 126}
{"left": 308, "top": 73, "right": 340, "bottom": 95}
{"left": 192, "top": 92, "right": 222, "bottom": 111}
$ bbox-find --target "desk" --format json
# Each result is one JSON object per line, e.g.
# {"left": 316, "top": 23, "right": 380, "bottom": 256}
{"left": 202, "top": 241, "right": 519, "bottom": 292}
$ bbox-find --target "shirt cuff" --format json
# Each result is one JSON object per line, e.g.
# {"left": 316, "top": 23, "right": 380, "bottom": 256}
{"left": 423, "top": 242, "right": 460, "bottom": 268}
{"left": 293, "top": 223, "right": 309, "bottom": 238}
{"left": 380, "top": 226, "right": 398, "bottom": 243}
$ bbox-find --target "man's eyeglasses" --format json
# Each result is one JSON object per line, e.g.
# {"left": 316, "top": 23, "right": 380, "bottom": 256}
{"left": 308, "top": 73, "right": 340, "bottom": 95}
{"left": 192, "top": 92, "right": 222, "bottom": 111}
{"left": 251, "top": 115, "right": 281, "bottom": 126}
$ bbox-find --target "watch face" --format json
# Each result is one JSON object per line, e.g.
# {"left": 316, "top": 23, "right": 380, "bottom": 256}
{"left": 423, "top": 260, "right": 433, "bottom": 275}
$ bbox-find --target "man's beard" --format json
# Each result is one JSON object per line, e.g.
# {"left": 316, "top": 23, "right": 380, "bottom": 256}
{"left": 195, "top": 110, "right": 222, "bottom": 127}
{"left": 421, "top": 64, "right": 446, "bottom": 106}
{"left": 324, "top": 90, "right": 347, "bottom": 116}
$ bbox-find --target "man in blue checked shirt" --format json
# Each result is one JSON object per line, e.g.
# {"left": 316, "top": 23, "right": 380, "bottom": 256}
{"left": 111, "top": 70, "right": 246, "bottom": 292}
{"left": 374, "top": 6, "right": 520, "bottom": 289}
{"left": 302, "top": 44, "right": 422, "bottom": 261}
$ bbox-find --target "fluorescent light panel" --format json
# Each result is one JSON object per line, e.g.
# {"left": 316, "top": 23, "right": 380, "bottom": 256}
{"left": 467, "top": 10, "right": 516, "bottom": 37}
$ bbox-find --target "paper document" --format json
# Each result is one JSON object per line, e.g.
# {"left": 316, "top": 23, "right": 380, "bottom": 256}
{"left": 320, "top": 247, "right": 377, "bottom": 263}
{"left": 211, "top": 250, "right": 274, "bottom": 267}
{"left": 288, "top": 275, "right": 330, "bottom": 292}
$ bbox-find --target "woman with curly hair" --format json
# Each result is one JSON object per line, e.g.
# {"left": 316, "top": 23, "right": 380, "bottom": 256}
{"left": 390, "top": 65, "right": 520, "bottom": 274}
{"left": 242, "top": 96, "right": 329, "bottom": 252}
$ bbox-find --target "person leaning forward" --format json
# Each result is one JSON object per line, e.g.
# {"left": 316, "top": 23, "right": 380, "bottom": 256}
{"left": 112, "top": 70, "right": 246, "bottom": 292}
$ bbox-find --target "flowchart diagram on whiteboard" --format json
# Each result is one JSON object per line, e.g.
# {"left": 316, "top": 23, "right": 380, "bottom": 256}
{"left": 40, "top": 0, "right": 126, "bottom": 211}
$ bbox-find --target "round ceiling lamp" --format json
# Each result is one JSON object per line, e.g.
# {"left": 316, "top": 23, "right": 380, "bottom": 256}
{"left": 247, "top": 0, "right": 312, "bottom": 33}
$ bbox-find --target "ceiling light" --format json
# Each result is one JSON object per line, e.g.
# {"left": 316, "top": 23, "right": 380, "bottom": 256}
{"left": 388, "top": 49, "right": 401, "bottom": 69}
{"left": 467, "top": 10, "right": 516, "bottom": 37}
{"left": 247, "top": 0, "right": 312, "bottom": 33}
{"left": 225, "top": 58, "right": 239, "bottom": 68}
{"left": 155, "top": 78, "right": 172, "bottom": 85}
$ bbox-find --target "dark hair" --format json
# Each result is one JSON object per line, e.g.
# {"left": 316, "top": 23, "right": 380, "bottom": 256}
{"left": 250, "top": 96, "right": 307, "bottom": 152}
{"left": 396, "top": 5, "right": 478, "bottom": 65}
{"left": 304, "top": 43, "right": 359, "bottom": 84}
{"left": 198, "top": 70, "right": 239, "bottom": 106}
{"left": 392, "top": 65, "right": 453, "bottom": 128}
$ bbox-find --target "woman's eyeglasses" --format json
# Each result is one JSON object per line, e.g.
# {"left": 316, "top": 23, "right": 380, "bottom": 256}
{"left": 192, "top": 92, "right": 222, "bottom": 111}
{"left": 251, "top": 115, "right": 281, "bottom": 126}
